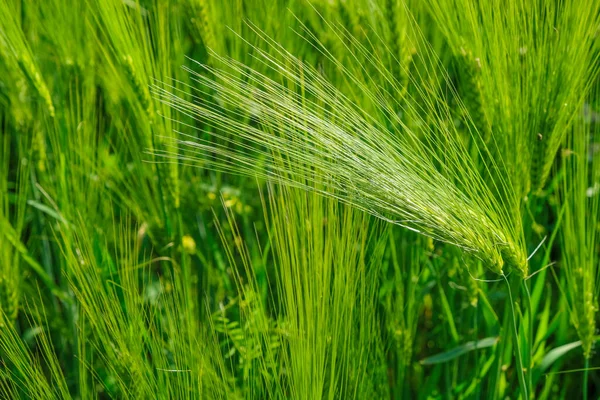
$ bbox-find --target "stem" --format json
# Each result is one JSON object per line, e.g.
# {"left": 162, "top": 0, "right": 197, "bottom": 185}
{"left": 504, "top": 273, "right": 528, "bottom": 400}
{"left": 491, "top": 307, "right": 510, "bottom": 400}
{"left": 524, "top": 281, "right": 533, "bottom": 395}
{"left": 583, "top": 356, "right": 589, "bottom": 400}
{"left": 475, "top": 296, "right": 480, "bottom": 400}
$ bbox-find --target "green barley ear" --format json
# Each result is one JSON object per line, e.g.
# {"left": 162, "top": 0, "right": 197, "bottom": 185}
{"left": 260, "top": 182, "right": 388, "bottom": 396}
{"left": 337, "top": 0, "right": 363, "bottom": 40}
{"left": 427, "top": 0, "right": 600, "bottom": 199}
{"left": 0, "top": 130, "right": 28, "bottom": 325}
{"left": 0, "top": 274, "right": 18, "bottom": 324}
{"left": 382, "top": 229, "right": 425, "bottom": 390}
{"left": 453, "top": 253, "right": 480, "bottom": 307}
{"left": 188, "top": 0, "right": 217, "bottom": 56}
{"left": 0, "top": 306, "right": 70, "bottom": 399}
{"left": 90, "top": 0, "right": 184, "bottom": 215}
{"left": 155, "top": 22, "right": 528, "bottom": 277}
{"left": 575, "top": 289, "right": 597, "bottom": 359}
{"left": 16, "top": 55, "right": 55, "bottom": 118}
{"left": 559, "top": 112, "right": 600, "bottom": 359}
{"left": 122, "top": 54, "right": 155, "bottom": 122}
{"left": 168, "top": 161, "right": 180, "bottom": 209}
{"left": 0, "top": 0, "right": 55, "bottom": 117}
{"left": 156, "top": 156, "right": 180, "bottom": 210}
{"left": 529, "top": 112, "right": 560, "bottom": 195}
{"left": 385, "top": 0, "right": 414, "bottom": 101}
{"left": 459, "top": 47, "right": 490, "bottom": 144}
{"left": 32, "top": 124, "right": 46, "bottom": 173}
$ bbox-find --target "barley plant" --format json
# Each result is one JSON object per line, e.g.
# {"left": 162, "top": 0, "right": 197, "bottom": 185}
{"left": 1, "top": 0, "right": 599, "bottom": 399}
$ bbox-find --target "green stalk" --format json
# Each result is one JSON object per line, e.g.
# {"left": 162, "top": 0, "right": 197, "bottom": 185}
{"left": 474, "top": 293, "right": 480, "bottom": 400}
{"left": 583, "top": 356, "right": 589, "bottom": 400}
{"left": 524, "top": 280, "right": 533, "bottom": 395}
{"left": 504, "top": 273, "right": 528, "bottom": 400}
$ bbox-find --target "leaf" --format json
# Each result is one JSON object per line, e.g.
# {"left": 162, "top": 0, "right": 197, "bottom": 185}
{"left": 27, "top": 200, "right": 69, "bottom": 226}
{"left": 462, "top": 353, "right": 496, "bottom": 397}
{"left": 420, "top": 336, "right": 499, "bottom": 365}
{"left": 0, "top": 215, "right": 67, "bottom": 300}
{"left": 532, "top": 337, "right": 599, "bottom": 383}
{"left": 538, "top": 341, "right": 582, "bottom": 372}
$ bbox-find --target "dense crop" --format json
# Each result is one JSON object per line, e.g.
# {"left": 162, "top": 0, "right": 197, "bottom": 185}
{"left": 1, "top": 0, "right": 599, "bottom": 399}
